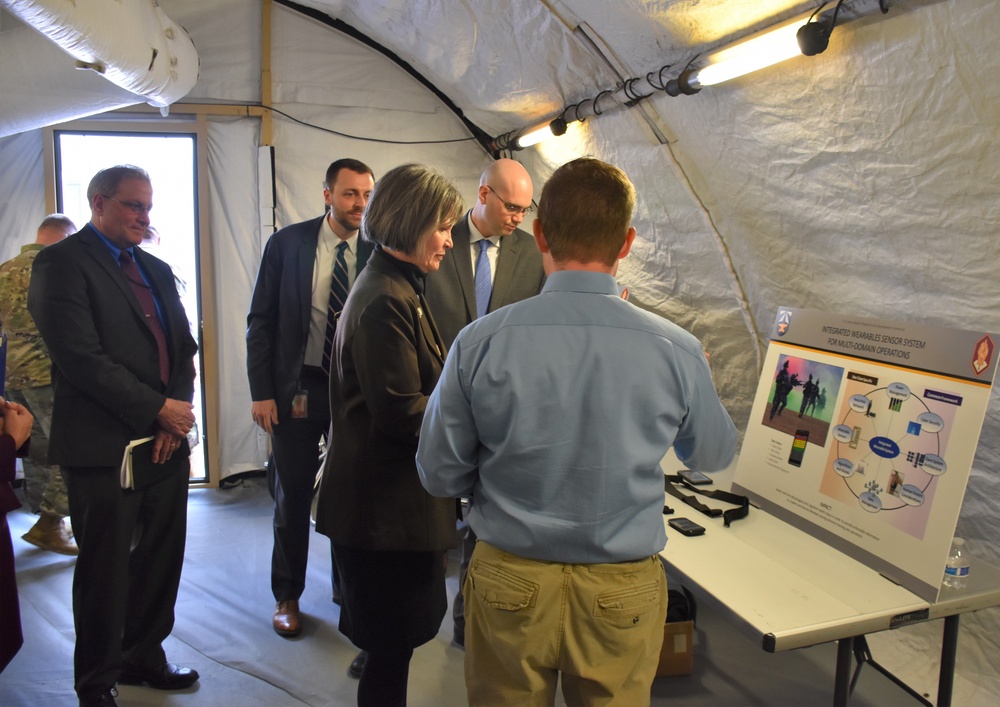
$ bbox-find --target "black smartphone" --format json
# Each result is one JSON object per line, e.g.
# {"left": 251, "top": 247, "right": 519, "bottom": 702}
{"left": 678, "top": 469, "right": 712, "bottom": 485}
{"left": 668, "top": 517, "right": 706, "bottom": 536}
{"left": 788, "top": 429, "right": 809, "bottom": 467}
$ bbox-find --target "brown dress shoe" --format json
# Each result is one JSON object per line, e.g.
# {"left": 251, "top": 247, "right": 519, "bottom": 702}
{"left": 22, "top": 512, "right": 79, "bottom": 556}
{"left": 273, "top": 599, "right": 301, "bottom": 637}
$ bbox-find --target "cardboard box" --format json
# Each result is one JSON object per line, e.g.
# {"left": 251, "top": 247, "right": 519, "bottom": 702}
{"left": 656, "top": 620, "right": 694, "bottom": 677}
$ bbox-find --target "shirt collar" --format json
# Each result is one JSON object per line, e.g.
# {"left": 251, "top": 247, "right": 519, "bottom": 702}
{"left": 322, "top": 213, "right": 359, "bottom": 253}
{"left": 467, "top": 212, "right": 498, "bottom": 247}
{"left": 541, "top": 270, "right": 620, "bottom": 296}
{"left": 91, "top": 224, "right": 134, "bottom": 261}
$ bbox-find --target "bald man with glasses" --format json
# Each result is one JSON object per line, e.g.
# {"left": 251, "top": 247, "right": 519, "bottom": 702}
{"left": 424, "top": 158, "right": 545, "bottom": 647}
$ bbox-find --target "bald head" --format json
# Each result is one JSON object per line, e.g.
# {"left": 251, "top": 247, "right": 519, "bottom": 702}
{"left": 36, "top": 214, "right": 76, "bottom": 246}
{"left": 471, "top": 158, "right": 534, "bottom": 238}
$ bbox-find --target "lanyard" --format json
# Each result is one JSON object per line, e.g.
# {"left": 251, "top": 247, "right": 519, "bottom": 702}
{"left": 663, "top": 474, "right": 750, "bottom": 527}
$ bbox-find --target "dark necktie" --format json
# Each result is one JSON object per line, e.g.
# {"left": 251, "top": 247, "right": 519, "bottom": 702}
{"left": 322, "top": 241, "right": 350, "bottom": 375}
{"left": 475, "top": 239, "right": 492, "bottom": 319}
{"left": 119, "top": 251, "right": 170, "bottom": 386}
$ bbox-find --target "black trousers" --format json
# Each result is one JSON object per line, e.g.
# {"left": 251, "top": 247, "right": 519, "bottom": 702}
{"left": 63, "top": 464, "right": 189, "bottom": 701}
{"left": 268, "top": 368, "right": 336, "bottom": 601}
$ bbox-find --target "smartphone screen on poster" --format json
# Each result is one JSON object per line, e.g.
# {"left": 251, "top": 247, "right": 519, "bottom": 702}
{"left": 788, "top": 429, "right": 809, "bottom": 467}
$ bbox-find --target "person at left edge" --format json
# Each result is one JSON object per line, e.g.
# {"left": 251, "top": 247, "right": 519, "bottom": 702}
{"left": 28, "top": 165, "right": 199, "bottom": 707}
{"left": 1, "top": 396, "right": 33, "bottom": 675}
{"left": 246, "top": 159, "right": 375, "bottom": 641}
{"left": 0, "top": 214, "right": 79, "bottom": 556}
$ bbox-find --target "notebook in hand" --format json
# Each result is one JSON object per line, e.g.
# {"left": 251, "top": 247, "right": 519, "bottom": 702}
{"left": 120, "top": 436, "right": 188, "bottom": 490}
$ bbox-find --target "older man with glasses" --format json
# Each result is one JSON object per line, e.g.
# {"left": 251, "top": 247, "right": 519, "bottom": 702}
{"left": 28, "top": 165, "right": 199, "bottom": 707}
{"left": 423, "top": 158, "right": 545, "bottom": 648}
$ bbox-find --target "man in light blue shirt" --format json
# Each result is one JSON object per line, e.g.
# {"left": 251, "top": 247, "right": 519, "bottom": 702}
{"left": 417, "top": 157, "right": 737, "bottom": 706}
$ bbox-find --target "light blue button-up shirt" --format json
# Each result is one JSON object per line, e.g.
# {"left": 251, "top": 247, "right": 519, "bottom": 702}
{"left": 417, "top": 270, "right": 738, "bottom": 563}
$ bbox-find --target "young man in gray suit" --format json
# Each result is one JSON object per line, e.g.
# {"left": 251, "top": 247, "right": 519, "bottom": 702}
{"left": 246, "top": 159, "right": 375, "bottom": 643}
{"left": 423, "top": 158, "right": 545, "bottom": 647}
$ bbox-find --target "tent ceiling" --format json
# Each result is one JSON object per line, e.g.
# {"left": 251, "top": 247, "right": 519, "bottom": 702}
{"left": 288, "top": 0, "right": 935, "bottom": 139}
{"left": 1, "top": 0, "right": 944, "bottom": 142}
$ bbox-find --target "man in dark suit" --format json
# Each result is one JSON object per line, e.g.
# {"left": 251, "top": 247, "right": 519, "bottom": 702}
{"left": 423, "top": 157, "right": 545, "bottom": 647}
{"left": 246, "top": 158, "right": 375, "bottom": 640}
{"left": 28, "top": 165, "right": 200, "bottom": 707}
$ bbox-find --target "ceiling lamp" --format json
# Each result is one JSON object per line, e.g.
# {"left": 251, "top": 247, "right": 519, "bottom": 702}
{"left": 668, "top": 0, "right": 844, "bottom": 96}
{"left": 491, "top": 117, "right": 568, "bottom": 153}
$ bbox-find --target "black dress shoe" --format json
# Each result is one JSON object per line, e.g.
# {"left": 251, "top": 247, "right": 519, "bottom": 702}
{"left": 80, "top": 687, "right": 118, "bottom": 706}
{"left": 119, "top": 662, "right": 199, "bottom": 690}
{"left": 347, "top": 650, "right": 368, "bottom": 679}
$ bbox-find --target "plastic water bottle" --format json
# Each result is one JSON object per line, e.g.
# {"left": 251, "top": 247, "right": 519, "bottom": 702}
{"left": 943, "top": 537, "right": 970, "bottom": 590}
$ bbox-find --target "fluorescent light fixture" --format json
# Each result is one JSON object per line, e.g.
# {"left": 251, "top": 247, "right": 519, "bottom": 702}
{"left": 491, "top": 117, "right": 569, "bottom": 154}
{"left": 696, "top": 19, "right": 805, "bottom": 88}
{"left": 515, "top": 124, "right": 556, "bottom": 149}
{"left": 514, "top": 118, "right": 568, "bottom": 150}
{"left": 667, "top": 11, "right": 836, "bottom": 96}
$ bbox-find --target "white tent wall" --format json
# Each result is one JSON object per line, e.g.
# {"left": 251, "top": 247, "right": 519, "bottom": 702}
{"left": 208, "top": 3, "right": 490, "bottom": 478}
{"left": 1, "top": 0, "right": 999, "bottom": 702}
{"left": 0, "top": 130, "right": 47, "bottom": 264}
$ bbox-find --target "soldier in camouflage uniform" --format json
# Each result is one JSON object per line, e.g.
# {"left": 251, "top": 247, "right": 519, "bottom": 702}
{"left": 0, "top": 214, "right": 78, "bottom": 555}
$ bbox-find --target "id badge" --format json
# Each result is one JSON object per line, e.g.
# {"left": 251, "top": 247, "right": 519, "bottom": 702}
{"left": 291, "top": 389, "right": 308, "bottom": 419}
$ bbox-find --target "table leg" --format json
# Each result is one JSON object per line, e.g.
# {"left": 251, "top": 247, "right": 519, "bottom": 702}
{"left": 938, "top": 614, "right": 959, "bottom": 707}
{"left": 834, "top": 636, "right": 854, "bottom": 707}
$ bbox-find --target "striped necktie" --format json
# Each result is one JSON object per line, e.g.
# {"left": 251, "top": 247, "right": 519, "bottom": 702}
{"left": 475, "top": 239, "right": 492, "bottom": 319}
{"left": 322, "top": 241, "right": 350, "bottom": 375}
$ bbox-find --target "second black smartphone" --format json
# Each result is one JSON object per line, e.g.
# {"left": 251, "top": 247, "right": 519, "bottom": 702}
{"left": 678, "top": 469, "right": 712, "bottom": 485}
{"left": 668, "top": 517, "right": 706, "bottom": 536}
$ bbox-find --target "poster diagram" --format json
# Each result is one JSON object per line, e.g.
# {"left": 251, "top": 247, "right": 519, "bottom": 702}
{"left": 734, "top": 307, "right": 997, "bottom": 602}
{"left": 818, "top": 373, "right": 958, "bottom": 541}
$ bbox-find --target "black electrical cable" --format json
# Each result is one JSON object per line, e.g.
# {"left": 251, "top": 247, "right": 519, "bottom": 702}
{"left": 829, "top": 0, "right": 848, "bottom": 29}
{"left": 622, "top": 77, "right": 652, "bottom": 104}
{"left": 274, "top": 0, "right": 494, "bottom": 154}
{"left": 258, "top": 104, "right": 479, "bottom": 146}
{"left": 646, "top": 64, "right": 672, "bottom": 91}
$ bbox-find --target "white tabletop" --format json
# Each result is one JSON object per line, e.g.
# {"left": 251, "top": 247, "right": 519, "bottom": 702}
{"left": 658, "top": 460, "right": 1000, "bottom": 652}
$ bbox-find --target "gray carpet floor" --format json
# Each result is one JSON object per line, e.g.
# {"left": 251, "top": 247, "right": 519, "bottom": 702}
{"left": 1, "top": 477, "right": 936, "bottom": 706}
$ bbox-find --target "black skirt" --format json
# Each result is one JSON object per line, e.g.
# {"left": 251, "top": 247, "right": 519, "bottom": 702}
{"left": 332, "top": 543, "right": 447, "bottom": 652}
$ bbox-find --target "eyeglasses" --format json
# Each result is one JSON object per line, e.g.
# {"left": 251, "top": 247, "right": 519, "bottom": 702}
{"left": 102, "top": 195, "right": 153, "bottom": 215}
{"left": 485, "top": 185, "right": 533, "bottom": 216}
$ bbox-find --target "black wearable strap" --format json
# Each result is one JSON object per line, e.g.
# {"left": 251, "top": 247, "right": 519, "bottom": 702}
{"left": 664, "top": 475, "right": 750, "bottom": 527}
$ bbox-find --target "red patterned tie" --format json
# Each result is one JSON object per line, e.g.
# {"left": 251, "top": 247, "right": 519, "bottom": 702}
{"left": 119, "top": 251, "right": 170, "bottom": 386}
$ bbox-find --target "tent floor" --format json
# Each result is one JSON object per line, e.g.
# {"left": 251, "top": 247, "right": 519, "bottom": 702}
{"left": 1, "top": 477, "right": 941, "bottom": 706}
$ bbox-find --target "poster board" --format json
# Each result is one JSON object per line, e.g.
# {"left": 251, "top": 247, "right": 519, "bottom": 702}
{"left": 733, "top": 307, "right": 997, "bottom": 602}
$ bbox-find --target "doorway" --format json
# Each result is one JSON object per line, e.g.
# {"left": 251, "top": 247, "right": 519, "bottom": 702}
{"left": 53, "top": 131, "right": 208, "bottom": 482}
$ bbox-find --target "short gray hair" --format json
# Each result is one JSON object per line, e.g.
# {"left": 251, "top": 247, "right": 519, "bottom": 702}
{"left": 362, "top": 164, "right": 464, "bottom": 254}
{"left": 87, "top": 165, "right": 151, "bottom": 204}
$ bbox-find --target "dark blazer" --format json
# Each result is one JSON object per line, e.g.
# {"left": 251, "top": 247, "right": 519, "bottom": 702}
{"left": 246, "top": 215, "right": 374, "bottom": 418}
{"left": 27, "top": 225, "right": 198, "bottom": 467}
{"left": 424, "top": 211, "right": 546, "bottom": 348}
{"left": 315, "top": 250, "right": 457, "bottom": 552}
{"left": 1, "top": 434, "right": 28, "bottom": 673}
